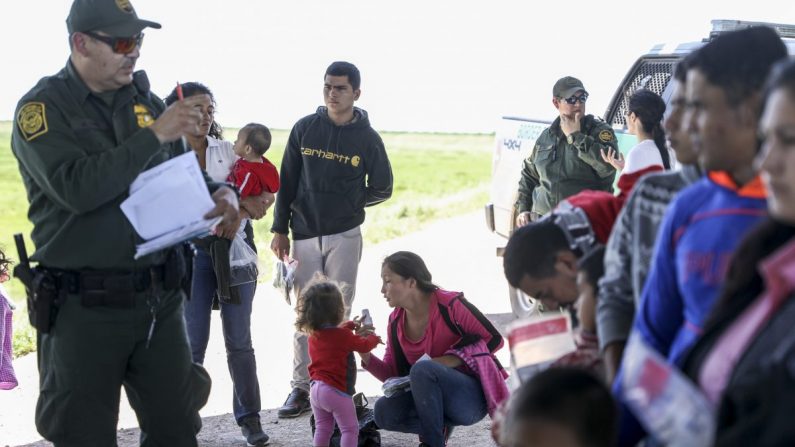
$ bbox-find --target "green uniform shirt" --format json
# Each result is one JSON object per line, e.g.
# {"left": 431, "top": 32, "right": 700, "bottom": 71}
{"left": 11, "top": 61, "right": 212, "bottom": 270}
{"left": 516, "top": 114, "right": 618, "bottom": 216}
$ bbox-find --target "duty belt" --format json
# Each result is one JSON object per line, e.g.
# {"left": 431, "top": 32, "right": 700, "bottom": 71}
{"left": 46, "top": 265, "right": 169, "bottom": 294}
{"left": 43, "top": 264, "right": 175, "bottom": 309}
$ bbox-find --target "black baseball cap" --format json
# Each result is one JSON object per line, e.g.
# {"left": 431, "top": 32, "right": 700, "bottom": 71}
{"left": 66, "top": 0, "right": 161, "bottom": 37}
{"left": 553, "top": 76, "right": 588, "bottom": 99}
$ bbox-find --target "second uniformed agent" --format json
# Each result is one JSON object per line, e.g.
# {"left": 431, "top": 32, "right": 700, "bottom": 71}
{"left": 10, "top": 0, "right": 242, "bottom": 445}
{"left": 515, "top": 76, "right": 618, "bottom": 227}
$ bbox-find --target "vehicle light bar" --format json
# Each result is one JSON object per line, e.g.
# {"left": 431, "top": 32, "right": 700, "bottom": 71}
{"left": 711, "top": 19, "right": 795, "bottom": 39}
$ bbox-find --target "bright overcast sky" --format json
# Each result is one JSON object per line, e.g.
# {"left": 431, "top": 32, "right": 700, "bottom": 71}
{"left": 1, "top": 1, "right": 794, "bottom": 133}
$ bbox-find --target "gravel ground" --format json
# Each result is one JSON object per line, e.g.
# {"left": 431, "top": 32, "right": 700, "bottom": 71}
{"left": 15, "top": 406, "right": 497, "bottom": 446}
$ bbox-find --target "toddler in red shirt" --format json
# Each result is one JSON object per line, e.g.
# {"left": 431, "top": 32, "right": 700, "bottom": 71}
{"left": 296, "top": 278, "right": 381, "bottom": 447}
{"left": 228, "top": 123, "right": 279, "bottom": 199}
{"left": 200, "top": 124, "right": 280, "bottom": 301}
{"left": 227, "top": 123, "right": 278, "bottom": 283}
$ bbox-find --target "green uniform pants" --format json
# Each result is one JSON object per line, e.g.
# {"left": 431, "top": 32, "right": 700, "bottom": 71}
{"left": 35, "top": 287, "right": 211, "bottom": 446}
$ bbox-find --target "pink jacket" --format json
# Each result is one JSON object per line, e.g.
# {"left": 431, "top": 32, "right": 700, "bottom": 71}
{"left": 364, "top": 289, "right": 504, "bottom": 381}
{"left": 446, "top": 339, "right": 510, "bottom": 417}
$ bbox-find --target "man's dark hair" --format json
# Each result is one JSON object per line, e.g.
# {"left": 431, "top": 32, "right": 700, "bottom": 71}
{"left": 503, "top": 221, "right": 570, "bottom": 287}
{"left": 164, "top": 82, "right": 224, "bottom": 140}
{"left": 242, "top": 123, "right": 272, "bottom": 156}
{"left": 501, "top": 367, "right": 617, "bottom": 447}
{"left": 326, "top": 61, "right": 361, "bottom": 90}
{"left": 577, "top": 245, "right": 606, "bottom": 295}
{"left": 688, "top": 26, "right": 787, "bottom": 106}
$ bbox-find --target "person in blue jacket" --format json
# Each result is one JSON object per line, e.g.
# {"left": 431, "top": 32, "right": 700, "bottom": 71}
{"left": 614, "top": 26, "right": 788, "bottom": 446}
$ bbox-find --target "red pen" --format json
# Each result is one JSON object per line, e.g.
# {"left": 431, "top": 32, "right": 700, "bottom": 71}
{"left": 176, "top": 82, "right": 188, "bottom": 150}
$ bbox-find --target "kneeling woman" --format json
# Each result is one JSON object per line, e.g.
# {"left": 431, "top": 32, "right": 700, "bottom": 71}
{"left": 359, "top": 251, "right": 509, "bottom": 447}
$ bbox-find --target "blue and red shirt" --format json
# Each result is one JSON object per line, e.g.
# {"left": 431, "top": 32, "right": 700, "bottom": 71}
{"left": 632, "top": 172, "right": 767, "bottom": 364}
{"left": 615, "top": 172, "right": 767, "bottom": 446}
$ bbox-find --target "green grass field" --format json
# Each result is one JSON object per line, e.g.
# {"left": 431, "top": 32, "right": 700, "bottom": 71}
{"left": 0, "top": 121, "right": 493, "bottom": 357}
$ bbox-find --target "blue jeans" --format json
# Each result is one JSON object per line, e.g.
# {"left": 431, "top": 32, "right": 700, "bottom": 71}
{"left": 373, "top": 361, "right": 487, "bottom": 447}
{"left": 184, "top": 248, "right": 260, "bottom": 423}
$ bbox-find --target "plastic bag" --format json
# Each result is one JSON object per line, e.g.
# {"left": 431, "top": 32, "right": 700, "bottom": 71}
{"left": 273, "top": 256, "right": 298, "bottom": 304}
{"left": 382, "top": 376, "right": 411, "bottom": 397}
{"left": 381, "top": 353, "right": 431, "bottom": 397}
{"left": 229, "top": 231, "right": 258, "bottom": 287}
{"left": 621, "top": 336, "right": 715, "bottom": 447}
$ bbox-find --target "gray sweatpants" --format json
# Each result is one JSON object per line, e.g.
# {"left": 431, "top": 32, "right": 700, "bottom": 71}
{"left": 291, "top": 226, "right": 363, "bottom": 392}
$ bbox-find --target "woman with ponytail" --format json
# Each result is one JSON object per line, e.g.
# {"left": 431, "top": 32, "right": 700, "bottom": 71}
{"left": 562, "top": 90, "right": 672, "bottom": 243}
{"left": 610, "top": 89, "right": 673, "bottom": 172}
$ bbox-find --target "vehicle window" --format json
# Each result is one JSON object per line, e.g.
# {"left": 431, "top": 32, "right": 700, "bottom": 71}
{"left": 608, "top": 58, "right": 678, "bottom": 128}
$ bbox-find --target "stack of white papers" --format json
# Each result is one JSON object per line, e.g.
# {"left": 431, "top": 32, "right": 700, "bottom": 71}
{"left": 121, "top": 152, "right": 221, "bottom": 259}
{"left": 507, "top": 313, "right": 576, "bottom": 384}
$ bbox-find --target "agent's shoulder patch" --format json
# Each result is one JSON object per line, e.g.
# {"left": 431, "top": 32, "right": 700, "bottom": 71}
{"left": 17, "top": 102, "right": 48, "bottom": 142}
{"left": 134, "top": 103, "right": 155, "bottom": 128}
{"left": 598, "top": 129, "right": 614, "bottom": 143}
{"left": 116, "top": 0, "right": 134, "bottom": 13}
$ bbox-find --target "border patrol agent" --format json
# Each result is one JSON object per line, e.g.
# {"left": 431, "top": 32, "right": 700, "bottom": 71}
{"left": 515, "top": 76, "right": 618, "bottom": 226}
{"left": 10, "top": 0, "right": 241, "bottom": 445}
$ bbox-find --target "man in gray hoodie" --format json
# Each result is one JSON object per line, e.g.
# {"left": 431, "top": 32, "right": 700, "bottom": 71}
{"left": 596, "top": 59, "right": 702, "bottom": 384}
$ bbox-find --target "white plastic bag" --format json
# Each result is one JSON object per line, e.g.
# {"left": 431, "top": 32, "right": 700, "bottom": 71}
{"left": 273, "top": 256, "right": 298, "bottom": 304}
{"left": 229, "top": 231, "right": 258, "bottom": 287}
{"left": 621, "top": 336, "right": 715, "bottom": 447}
{"left": 381, "top": 354, "right": 432, "bottom": 397}
{"left": 382, "top": 376, "right": 411, "bottom": 397}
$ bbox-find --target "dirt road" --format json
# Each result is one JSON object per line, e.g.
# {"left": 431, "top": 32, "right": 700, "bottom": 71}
{"left": 2, "top": 211, "right": 514, "bottom": 447}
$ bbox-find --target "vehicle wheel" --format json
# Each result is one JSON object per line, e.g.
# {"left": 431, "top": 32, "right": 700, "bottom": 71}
{"left": 509, "top": 285, "right": 539, "bottom": 319}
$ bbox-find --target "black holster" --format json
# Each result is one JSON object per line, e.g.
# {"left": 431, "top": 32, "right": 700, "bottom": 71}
{"left": 12, "top": 234, "right": 59, "bottom": 333}
{"left": 28, "top": 268, "right": 60, "bottom": 333}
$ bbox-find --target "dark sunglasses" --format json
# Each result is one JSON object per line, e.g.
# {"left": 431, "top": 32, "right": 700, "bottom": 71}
{"left": 562, "top": 94, "right": 588, "bottom": 105}
{"left": 84, "top": 31, "right": 144, "bottom": 54}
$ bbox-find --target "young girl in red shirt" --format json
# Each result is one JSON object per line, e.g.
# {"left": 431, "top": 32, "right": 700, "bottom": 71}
{"left": 296, "top": 278, "right": 381, "bottom": 447}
